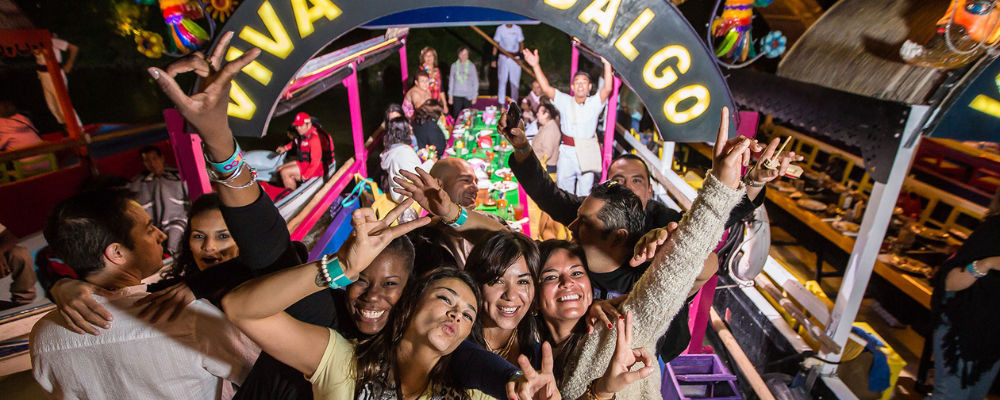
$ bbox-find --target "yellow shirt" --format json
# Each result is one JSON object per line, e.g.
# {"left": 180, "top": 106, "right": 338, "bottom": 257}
{"left": 308, "top": 328, "right": 492, "bottom": 400}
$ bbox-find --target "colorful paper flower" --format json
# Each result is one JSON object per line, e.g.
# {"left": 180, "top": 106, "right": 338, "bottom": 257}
{"left": 206, "top": 0, "right": 239, "bottom": 22}
{"left": 135, "top": 30, "right": 165, "bottom": 58}
{"left": 762, "top": 31, "right": 787, "bottom": 58}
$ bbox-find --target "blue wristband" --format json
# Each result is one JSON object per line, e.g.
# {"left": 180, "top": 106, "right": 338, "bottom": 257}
{"left": 446, "top": 207, "right": 469, "bottom": 228}
{"left": 204, "top": 140, "right": 244, "bottom": 175}
{"left": 323, "top": 254, "right": 354, "bottom": 289}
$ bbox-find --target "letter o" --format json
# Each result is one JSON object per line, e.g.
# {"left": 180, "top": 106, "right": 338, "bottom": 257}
{"left": 663, "top": 85, "right": 710, "bottom": 124}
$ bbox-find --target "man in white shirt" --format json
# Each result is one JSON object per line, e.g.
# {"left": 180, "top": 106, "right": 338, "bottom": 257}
{"left": 33, "top": 34, "right": 80, "bottom": 126}
{"left": 492, "top": 24, "right": 524, "bottom": 108}
{"left": 522, "top": 48, "right": 614, "bottom": 196}
{"left": 31, "top": 189, "right": 255, "bottom": 400}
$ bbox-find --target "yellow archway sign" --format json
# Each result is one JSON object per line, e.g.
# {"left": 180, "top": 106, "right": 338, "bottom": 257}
{"left": 214, "top": 0, "right": 737, "bottom": 142}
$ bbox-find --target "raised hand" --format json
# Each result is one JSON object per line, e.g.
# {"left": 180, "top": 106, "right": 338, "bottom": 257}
{"left": 507, "top": 342, "right": 561, "bottom": 400}
{"left": 591, "top": 311, "right": 656, "bottom": 397}
{"left": 746, "top": 137, "right": 804, "bottom": 185}
{"left": 392, "top": 168, "right": 459, "bottom": 220}
{"left": 522, "top": 48, "right": 541, "bottom": 68}
{"left": 498, "top": 108, "right": 529, "bottom": 150}
{"left": 630, "top": 222, "right": 679, "bottom": 267}
{"left": 710, "top": 107, "right": 761, "bottom": 189}
{"left": 135, "top": 282, "right": 195, "bottom": 324}
{"left": 50, "top": 278, "right": 114, "bottom": 335}
{"left": 335, "top": 199, "right": 430, "bottom": 279}
{"left": 148, "top": 31, "right": 260, "bottom": 149}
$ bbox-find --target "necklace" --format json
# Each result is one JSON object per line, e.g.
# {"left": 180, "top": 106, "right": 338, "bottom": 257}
{"left": 485, "top": 327, "right": 517, "bottom": 360}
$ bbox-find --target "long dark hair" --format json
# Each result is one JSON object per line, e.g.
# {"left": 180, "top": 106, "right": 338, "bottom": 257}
{"left": 160, "top": 193, "right": 223, "bottom": 283}
{"left": 465, "top": 231, "right": 541, "bottom": 363}
{"left": 413, "top": 99, "right": 445, "bottom": 125}
{"left": 536, "top": 239, "right": 589, "bottom": 386}
{"left": 354, "top": 268, "right": 482, "bottom": 399}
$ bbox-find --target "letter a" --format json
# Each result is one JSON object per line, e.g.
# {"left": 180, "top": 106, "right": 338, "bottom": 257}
{"left": 291, "top": 0, "right": 342, "bottom": 38}
{"left": 578, "top": 0, "right": 622, "bottom": 38}
{"left": 240, "top": 1, "right": 294, "bottom": 59}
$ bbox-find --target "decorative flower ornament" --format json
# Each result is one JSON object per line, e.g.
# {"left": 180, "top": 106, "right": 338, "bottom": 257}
{"left": 135, "top": 30, "right": 165, "bottom": 58}
{"left": 206, "top": 0, "right": 239, "bottom": 22}
{"left": 762, "top": 31, "right": 787, "bottom": 58}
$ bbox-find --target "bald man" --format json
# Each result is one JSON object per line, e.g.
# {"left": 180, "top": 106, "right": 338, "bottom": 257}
{"left": 408, "top": 158, "right": 507, "bottom": 271}
{"left": 429, "top": 158, "right": 480, "bottom": 210}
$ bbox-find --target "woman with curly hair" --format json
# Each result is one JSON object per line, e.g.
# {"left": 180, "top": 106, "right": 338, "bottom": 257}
{"left": 419, "top": 46, "right": 448, "bottom": 115}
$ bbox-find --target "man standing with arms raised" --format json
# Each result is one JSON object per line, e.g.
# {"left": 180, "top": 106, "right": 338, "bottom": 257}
{"left": 522, "top": 48, "right": 612, "bottom": 196}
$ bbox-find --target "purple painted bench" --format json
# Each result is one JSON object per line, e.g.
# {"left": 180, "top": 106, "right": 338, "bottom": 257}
{"left": 662, "top": 354, "right": 741, "bottom": 400}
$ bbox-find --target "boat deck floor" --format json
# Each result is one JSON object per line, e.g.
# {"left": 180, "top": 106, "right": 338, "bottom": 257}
{"left": 768, "top": 224, "right": 1000, "bottom": 399}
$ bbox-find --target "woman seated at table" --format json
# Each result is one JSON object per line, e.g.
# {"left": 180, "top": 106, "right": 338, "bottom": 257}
{"left": 531, "top": 102, "right": 561, "bottom": 175}
{"left": 412, "top": 100, "right": 448, "bottom": 158}
{"left": 465, "top": 231, "right": 542, "bottom": 366}
{"left": 382, "top": 117, "right": 436, "bottom": 205}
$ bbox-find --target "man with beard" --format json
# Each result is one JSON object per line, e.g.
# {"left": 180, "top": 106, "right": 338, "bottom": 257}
{"left": 406, "top": 158, "right": 508, "bottom": 271}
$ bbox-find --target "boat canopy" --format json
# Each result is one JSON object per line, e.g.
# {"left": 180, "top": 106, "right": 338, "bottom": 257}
{"left": 361, "top": 6, "right": 538, "bottom": 29}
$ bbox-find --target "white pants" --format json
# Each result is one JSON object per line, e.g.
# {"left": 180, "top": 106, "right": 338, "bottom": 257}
{"left": 556, "top": 145, "right": 596, "bottom": 196}
{"left": 36, "top": 70, "right": 80, "bottom": 125}
{"left": 497, "top": 56, "right": 521, "bottom": 107}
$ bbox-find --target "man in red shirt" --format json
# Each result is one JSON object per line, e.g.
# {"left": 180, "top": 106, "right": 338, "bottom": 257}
{"left": 275, "top": 112, "right": 324, "bottom": 189}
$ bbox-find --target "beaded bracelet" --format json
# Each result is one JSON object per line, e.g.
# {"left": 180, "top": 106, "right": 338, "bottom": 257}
{"left": 967, "top": 261, "right": 988, "bottom": 279}
{"left": 203, "top": 139, "right": 245, "bottom": 175}
{"left": 444, "top": 207, "right": 469, "bottom": 228}
{"left": 322, "top": 254, "right": 354, "bottom": 289}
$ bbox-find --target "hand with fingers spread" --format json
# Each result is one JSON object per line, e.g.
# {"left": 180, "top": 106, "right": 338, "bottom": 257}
{"left": 147, "top": 31, "right": 261, "bottom": 151}
{"left": 585, "top": 296, "right": 625, "bottom": 334}
{"left": 590, "top": 311, "right": 656, "bottom": 398}
{"left": 709, "top": 107, "right": 761, "bottom": 189}
{"left": 392, "top": 168, "right": 460, "bottom": 221}
{"left": 522, "top": 48, "right": 541, "bottom": 68}
{"left": 135, "top": 282, "right": 195, "bottom": 324}
{"left": 50, "top": 278, "right": 114, "bottom": 335}
{"left": 746, "top": 137, "right": 805, "bottom": 186}
{"left": 630, "top": 222, "right": 679, "bottom": 267}
{"left": 507, "top": 342, "right": 561, "bottom": 400}
{"left": 335, "top": 199, "right": 431, "bottom": 279}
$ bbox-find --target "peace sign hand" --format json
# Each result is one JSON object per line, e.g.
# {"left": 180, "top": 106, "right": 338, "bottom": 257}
{"left": 506, "top": 342, "right": 561, "bottom": 400}
{"left": 148, "top": 31, "right": 260, "bottom": 150}
{"left": 591, "top": 310, "right": 656, "bottom": 397}
{"left": 710, "top": 107, "right": 762, "bottom": 189}
{"left": 335, "top": 199, "right": 431, "bottom": 280}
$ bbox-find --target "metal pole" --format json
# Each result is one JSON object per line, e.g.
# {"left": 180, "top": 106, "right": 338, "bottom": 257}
{"left": 343, "top": 64, "right": 366, "bottom": 178}
{"left": 818, "top": 105, "right": 929, "bottom": 373}
{"left": 570, "top": 43, "right": 579, "bottom": 92}
{"left": 164, "top": 109, "right": 211, "bottom": 201}
{"left": 399, "top": 41, "right": 408, "bottom": 96}
{"left": 601, "top": 77, "right": 621, "bottom": 180}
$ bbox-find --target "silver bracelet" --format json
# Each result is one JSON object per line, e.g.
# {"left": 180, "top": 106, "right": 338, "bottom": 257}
{"left": 743, "top": 175, "right": 766, "bottom": 188}
{"left": 208, "top": 163, "right": 257, "bottom": 189}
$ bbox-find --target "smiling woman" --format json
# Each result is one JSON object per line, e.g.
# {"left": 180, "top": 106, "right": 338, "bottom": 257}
{"left": 465, "top": 231, "right": 542, "bottom": 365}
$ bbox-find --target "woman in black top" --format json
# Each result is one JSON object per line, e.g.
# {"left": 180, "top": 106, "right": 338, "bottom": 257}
{"left": 412, "top": 99, "right": 447, "bottom": 158}
{"left": 929, "top": 191, "right": 1000, "bottom": 399}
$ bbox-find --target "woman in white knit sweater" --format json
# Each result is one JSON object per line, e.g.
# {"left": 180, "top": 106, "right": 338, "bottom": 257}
{"left": 536, "top": 108, "right": 768, "bottom": 399}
